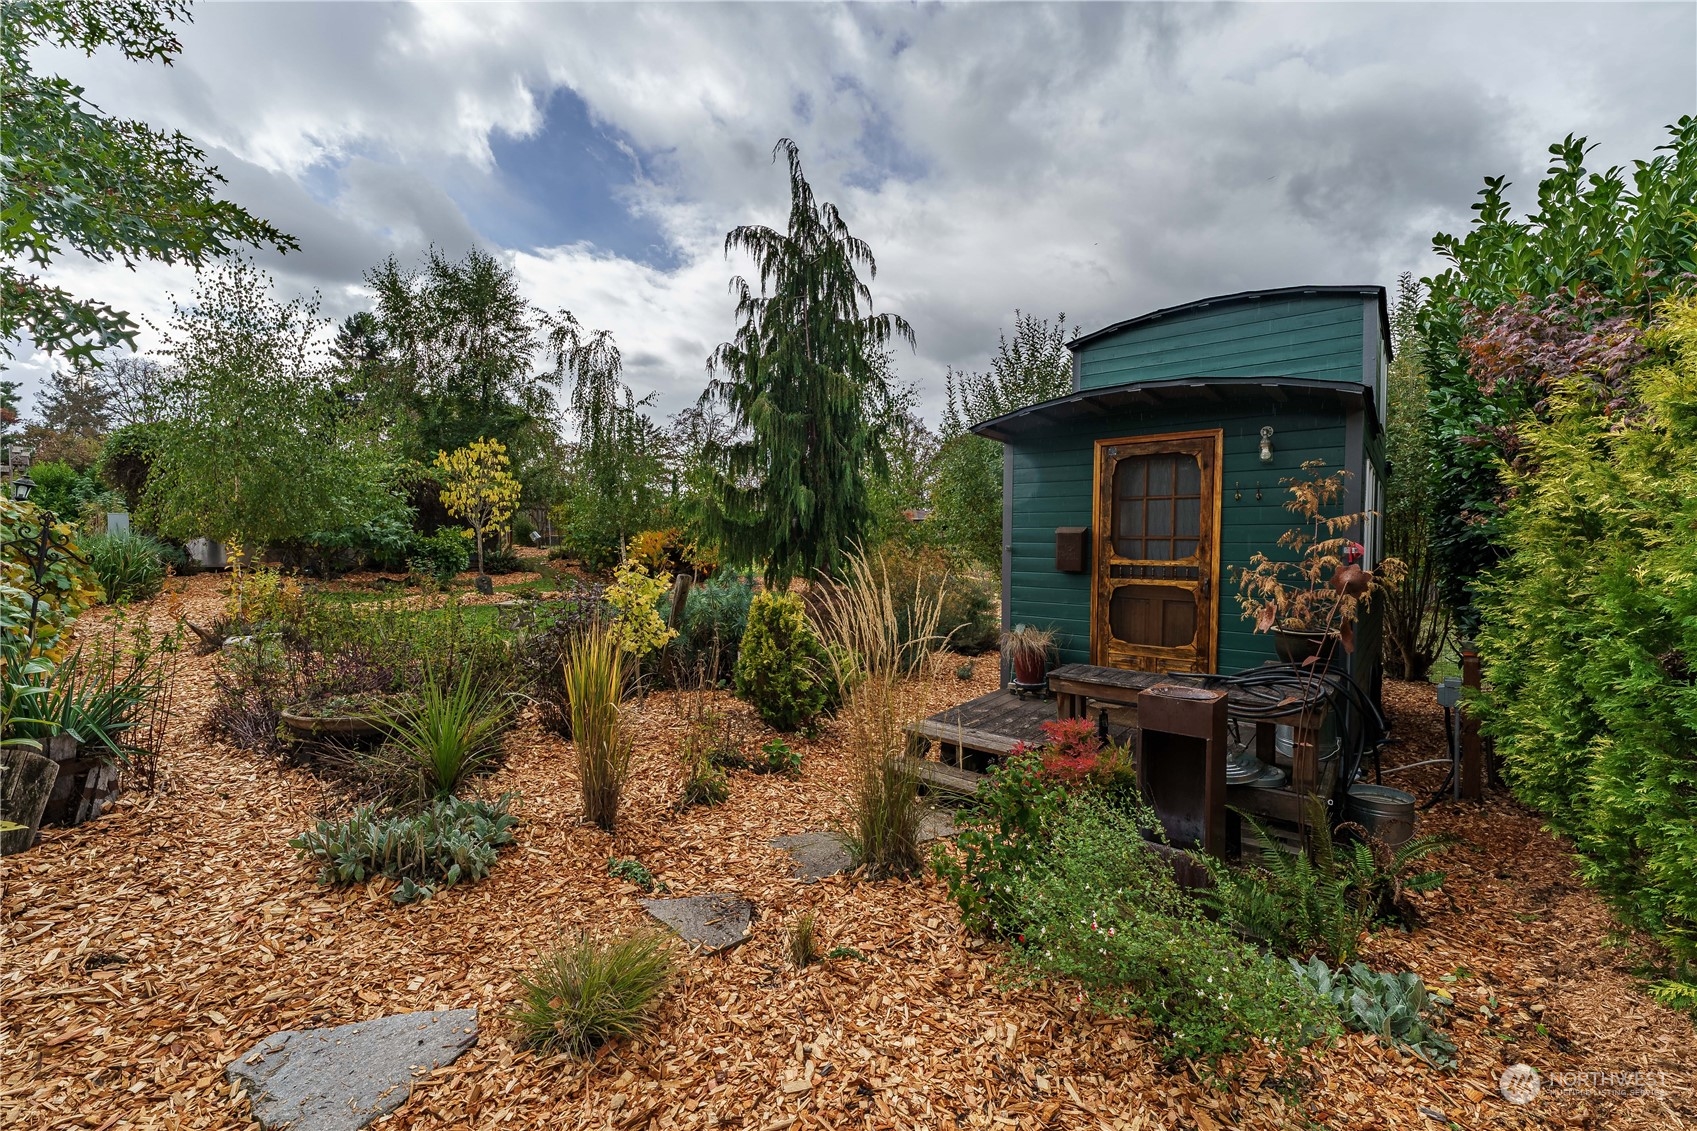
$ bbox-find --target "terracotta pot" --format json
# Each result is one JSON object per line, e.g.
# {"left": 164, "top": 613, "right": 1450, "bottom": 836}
{"left": 1011, "top": 647, "right": 1048, "bottom": 687}
{"left": 1272, "top": 628, "right": 1339, "bottom": 668}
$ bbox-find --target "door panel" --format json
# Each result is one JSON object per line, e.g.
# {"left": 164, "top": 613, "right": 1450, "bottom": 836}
{"left": 1092, "top": 431, "right": 1221, "bottom": 673}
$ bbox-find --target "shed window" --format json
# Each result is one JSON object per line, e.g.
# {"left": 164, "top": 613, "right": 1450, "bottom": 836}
{"left": 1111, "top": 453, "right": 1202, "bottom": 561}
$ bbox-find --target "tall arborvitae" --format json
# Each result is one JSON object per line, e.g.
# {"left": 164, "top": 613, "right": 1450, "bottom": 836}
{"left": 702, "top": 139, "right": 913, "bottom": 585}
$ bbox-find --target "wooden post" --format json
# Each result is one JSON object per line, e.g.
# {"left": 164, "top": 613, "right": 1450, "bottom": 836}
{"left": 1, "top": 750, "right": 59, "bottom": 855}
{"left": 1290, "top": 716, "right": 1322, "bottom": 796}
{"left": 1460, "top": 641, "right": 1484, "bottom": 800}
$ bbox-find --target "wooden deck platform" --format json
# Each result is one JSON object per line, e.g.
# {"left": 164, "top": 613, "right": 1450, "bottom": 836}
{"left": 904, "top": 665, "right": 1344, "bottom": 851}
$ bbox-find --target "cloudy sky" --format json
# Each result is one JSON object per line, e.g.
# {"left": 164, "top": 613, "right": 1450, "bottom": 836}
{"left": 17, "top": 1, "right": 1696, "bottom": 428}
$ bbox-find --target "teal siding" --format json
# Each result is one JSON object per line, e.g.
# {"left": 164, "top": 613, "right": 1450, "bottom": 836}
{"left": 1008, "top": 403, "right": 1348, "bottom": 675}
{"left": 1076, "top": 295, "right": 1366, "bottom": 390}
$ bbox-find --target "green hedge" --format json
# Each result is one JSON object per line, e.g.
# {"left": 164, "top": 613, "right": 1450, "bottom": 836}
{"left": 1478, "top": 296, "right": 1697, "bottom": 984}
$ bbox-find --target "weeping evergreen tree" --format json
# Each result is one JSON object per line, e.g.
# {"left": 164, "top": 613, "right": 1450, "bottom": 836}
{"left": 702, "top": 139, "right": 913, "bottom": 585}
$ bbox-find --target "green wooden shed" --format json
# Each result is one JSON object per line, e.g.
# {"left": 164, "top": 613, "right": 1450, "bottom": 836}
{"left": 974, "top": 285, "right": 1390, "bottom": 681}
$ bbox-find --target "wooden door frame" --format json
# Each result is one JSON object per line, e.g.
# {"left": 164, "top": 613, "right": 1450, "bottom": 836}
{"left": 1089, "top": 428, "right": 1224, "bottom": 673}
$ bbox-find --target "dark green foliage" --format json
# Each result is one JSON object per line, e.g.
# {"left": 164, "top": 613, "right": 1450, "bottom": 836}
{"left": 408, "top": 528, "right": 471, "bottom": 582}
{"left": 825, "top": 945, "right": 866, "bottom": 962}
{"left": 1420, "top": 118, "right": 1697, "bottom": 621}
{"left": 733, "top": 591, "right": 828, "bottom": 732}
{"left": 932, "top": 750, "right": 1067, "bottom": 936}
{"left": 1203, "top": 812, "right": 1450, "bottom": 963}
{"left": 1, "top": 0, "right": 295, "bottom": 363}
{"left": 81, "top": 531, "right": 169, "bottom": 602}
{"left": 1007, "top": 800, "right": 1336, "bottom": 1064}
{"left": 756, "top": 737, "right": 801, "bottom": 777}
{"left": 673, "top": 573, "right": 755, "bottom": 678}
{"left": 701, "top": 139, "right": 913, "bottom": 585}
{"left": 1382, "top": 274, "right": 1451, "bottom": 680}
{"left": 1477, "top": 296, "right": 1697, "bottom": 984}
{"left": 278, "top": 486, "right": 418, "bottom": 576}
{"left": 511, "top": 932, "right": 674, "bottom": 1057}
{"left": 362, "top": 248, "right": 549, "bottom": 462}
{"left": 23, "top": 460, "right": 117, "bottom": 521}
{"left": 931, "top": 312, "right": 1076, "bottom": 568}
{"left": 1292, "top": 958, "right": 1457, "bottom": 1069}
{"left": 289, "top": 795, "right": 518, "bottom": 904}
{"left": 94, "top": 422, "right": 162, "bottom": 507}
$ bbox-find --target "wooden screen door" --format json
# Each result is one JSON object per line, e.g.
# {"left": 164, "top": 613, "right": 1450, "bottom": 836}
{"left": 1091, "top": 430, "right": 1222, "bottom": 673}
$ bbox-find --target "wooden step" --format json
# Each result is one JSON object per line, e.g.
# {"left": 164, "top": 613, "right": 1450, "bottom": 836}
{"left": 896, "top": 756, "right": 987, "bottom": 799}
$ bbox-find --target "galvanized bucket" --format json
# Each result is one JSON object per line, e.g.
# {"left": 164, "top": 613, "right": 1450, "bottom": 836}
{"left": 1345, "top": 784, "right": 1416, "bottom": 847}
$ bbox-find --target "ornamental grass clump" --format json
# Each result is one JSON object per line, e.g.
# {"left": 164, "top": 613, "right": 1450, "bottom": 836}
{"left": 363, "top": 665, "right": 511, "bottom": 803}
{"left": 812, "top": 549, "right": 946, "bottom": 879}
{"left": 786, "top": 911, "right": 820, "bottom": 969}
{"left": 511, "top": 931, "right": 674, "bottom": 1057}
{"left": 564, "top": 624, "right": 634, "bottom": 832}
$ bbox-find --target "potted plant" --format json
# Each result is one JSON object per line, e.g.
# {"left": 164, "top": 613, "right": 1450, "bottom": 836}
{"left": 1234, "top": 462, "right": 1404, "bottom": 666}
{"left": 1002, "top": 624, "right": 1055, "bottom": 689}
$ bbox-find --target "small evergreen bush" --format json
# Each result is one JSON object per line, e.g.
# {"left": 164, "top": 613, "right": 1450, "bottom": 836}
{"left": 675, "top": 573, "right": 755, "bottom": 678}
{"left": 82, "top": 531, "right": 169, "bottom": 602}
{"left": 734, "top": 591, "right": 829, "bottom": 732}
{"left": 511, "top": 932, "right": 674, "bottom": 1056}
{"left": 289, "top": 795, "right": 518, "bottom": 903}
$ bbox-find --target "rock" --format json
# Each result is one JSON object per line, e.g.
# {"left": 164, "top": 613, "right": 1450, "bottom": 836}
{"left": 226, "top": 1009, "right": 478, "bottom": 1131}
{"left": 771, "top": 832, "right": 853, "bottom": 883}
{"left": 917, "top": 807, "right": 960, "bottom": 843}
{"left": 474, "top": 574, "right": 494, "bottom": 595}
{"left": 642, "top": 894, "right": 755, "bottom": 952}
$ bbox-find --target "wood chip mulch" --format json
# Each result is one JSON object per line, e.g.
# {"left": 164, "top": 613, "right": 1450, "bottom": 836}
{"left": 3, "top": 573, "right": 1693, "bottom": 1130}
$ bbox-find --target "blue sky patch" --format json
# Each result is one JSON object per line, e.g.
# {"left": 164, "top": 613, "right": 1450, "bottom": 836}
{"left": 475, "top": 86, "right": 679, "bottom": 268}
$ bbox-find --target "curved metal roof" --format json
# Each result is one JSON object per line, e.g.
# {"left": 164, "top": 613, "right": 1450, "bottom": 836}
{"left": 969, "top": 374, "right": 1379, "bottom": 444}
{"left": 1068, "top": 284, "right": 1392, "bottom": 358}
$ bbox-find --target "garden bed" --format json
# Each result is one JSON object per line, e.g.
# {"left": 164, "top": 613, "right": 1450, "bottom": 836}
{"left": 2, "top": 573, "right": 1693, "bottom": 1131}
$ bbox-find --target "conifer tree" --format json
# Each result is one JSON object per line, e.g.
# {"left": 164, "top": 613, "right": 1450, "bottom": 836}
{"left": 702, "top": 139, "right": 913, "bottom": 584}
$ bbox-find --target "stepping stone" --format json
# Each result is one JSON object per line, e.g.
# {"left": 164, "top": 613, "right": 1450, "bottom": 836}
{"left": 771, "top": 832, "right": 854, "bottom": 882}
{"left": 226, "top": 1009, "right": 478, "bottom": 1131}
{"left": 918, "top": 807, "right": 961, "bottom": 843}
{"left": 643, "top": 894, "right": 755, "bottom": 952}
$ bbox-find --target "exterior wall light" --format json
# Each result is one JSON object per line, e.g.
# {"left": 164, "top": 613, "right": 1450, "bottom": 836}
{"left": 1259, "top": 425, "right": 1275, "bottom": 464}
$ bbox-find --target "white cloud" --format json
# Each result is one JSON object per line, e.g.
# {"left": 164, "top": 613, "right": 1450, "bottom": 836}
{"left": 14, "top": 1, "right": 1693, "bottom": 428}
